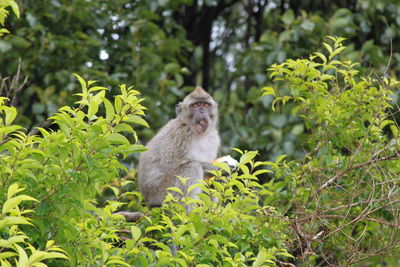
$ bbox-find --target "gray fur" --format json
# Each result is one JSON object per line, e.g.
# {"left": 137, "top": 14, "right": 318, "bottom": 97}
{"left": 138, "top": 87, "right": 220, "bottom": 207}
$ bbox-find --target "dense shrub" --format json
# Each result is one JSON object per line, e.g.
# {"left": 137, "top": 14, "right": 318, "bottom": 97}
{"left": 0, "top": 75, "right": 148, "bottom": 265}
{"left": 0, "top": 183, "right": 68, "bottom": 266}
{"left": 263, "top": 36, "right": 400, "bottom": 265}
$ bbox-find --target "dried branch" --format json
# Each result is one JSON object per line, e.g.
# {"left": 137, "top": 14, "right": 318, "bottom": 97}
{"left": 305, "top": 154, "right": 399, "bottom": 206}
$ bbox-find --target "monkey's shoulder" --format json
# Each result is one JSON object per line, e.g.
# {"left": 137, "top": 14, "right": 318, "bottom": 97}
{"left": 152, "top": 118, "right": 189, "bottom": 139}
{"left": 144, "top": 119, "right": 190, "bottom": 153}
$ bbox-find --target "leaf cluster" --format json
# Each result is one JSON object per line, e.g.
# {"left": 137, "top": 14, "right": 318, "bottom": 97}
{"left": 0, "top": 75, "right": 148, "bottom": 265}
{"left": 263, "top": 36, "right": 400, "bottom": 265}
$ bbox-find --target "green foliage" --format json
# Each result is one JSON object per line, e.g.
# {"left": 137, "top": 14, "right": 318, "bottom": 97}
{"left": 0, "top": 75, "right": 148, "bottom": 264}
{"left": 0, "top": 183, "right": 68, "bottom": 266}
{"left": 125, "top": 149, "right": 292, "bottom": 266}
{"left": 264, "top": 36, "right": 400, "bottom": 265}
{"left": 0, "top": 0, "right": 19, "bottom": 36}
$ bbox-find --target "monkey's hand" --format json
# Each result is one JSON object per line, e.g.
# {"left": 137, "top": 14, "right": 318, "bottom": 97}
{"left": 212, "top": 155, "right": 239, "bottom": 171}
{"left": 205, "top": 156, "right": 239, "bottom": 181}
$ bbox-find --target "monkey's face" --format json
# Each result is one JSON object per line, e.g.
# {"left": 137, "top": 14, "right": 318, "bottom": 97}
{"left": 189, "top": 101, "right": 214, "bottom": 135}
{"left": 177, "top": 86, "right": 218, "bottom": 135}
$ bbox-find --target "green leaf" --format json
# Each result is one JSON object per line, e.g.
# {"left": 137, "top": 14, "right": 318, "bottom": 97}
{"left": 29, "top": 251, "right": 68, "bottom": 264}
{"left": 0, "top": 217, "right": 33, "bottom": 228}
{"left": 213, "top": 161, "right": 231, "bottom": 174}
{"left": 313, "top": 52, "right": 327, "bottom": 64}
{"left": 16, "top": 245, "right": 29, "bottom": 267}
{"left": 73, "top": 73, "right": 87, "bottom": 95}
{"left": 253, "top": 169, "right": 272, "bottom": 176}
{"left": 261, "top": 86, "right": 276, "bottom": 97}
{"left": 0, "top": 251, "right": 17, "bottom": 260}
{"left": 145, "top": 225, "right": 165, "bottom": 233}
{"left": 2, "top": 195, "right": 38, "bottom": 214}
{"left": 239, "top": 151, "right": 258, "bottom": 165}
{"left": 106, "top": 133, "right": 130, "bottom": 145}
{"left": 6, "top": 183, "right": 23, "bottom": 199}
{"left": 87, "top": 101, "right": 99, "bottom": 119}
{"left": 187, "top": 183, "right": 201, "bottom": 195}
{"left": 124, "top": 115, "right": 149, "bottom": 128}
{"left": 275, "top": 154, "right": 287, "bottom": 164}
{"left": 322, "top": 42, "right": 333, "bottom": 55}
{"left": 9, "top": 1, "right": 20, "bottom": 18}
{"left": 166, "top": 186, "right": 184, "bottom": 195}
{"left": 0, "top": 28, "right": 10, "bottom": 35}
{"left": 131, "top": 226, "right": 142, "bottom": 242}
{"left": 115, "top": 123, "right": 134, "bottom": 133}
{"left": 114, "top": 96, "right": 122, "bottom": 114}
{"left": 252, "top": 247, "right": 267, "bottom": 267}
{"left": 276, "top": 250, "right": 294, "bottom": 258}
{"left": 330, "top": 46, "right": 346, "bottom": 59}
{"left": 0, "top": 236, "right": 27, "bottom": 248}
{"left": 104, "top": 98, "right": 115, "bottom": 120}
{"left": 106, "top": 259, "right": 130, "bottom": 266}
{"left": 88, "top": 86, "right": 107, "bottom": 93}
{"left": 5, "top": 107, "right": 17, "bottom": 126}
{"left": 281, "top": 9, "right": 294, "bottom": 25}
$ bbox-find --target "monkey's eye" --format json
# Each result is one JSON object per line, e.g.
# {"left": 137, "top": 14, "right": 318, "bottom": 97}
{"left": 202, "top": 103, "right": 211, "bottom": 108}
{"left": 191, "top": 103, "right": 201, "bottom": 108}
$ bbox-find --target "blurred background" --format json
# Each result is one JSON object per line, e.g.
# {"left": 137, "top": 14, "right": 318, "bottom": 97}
{"left": 1, "top": 0, "right": 399, "bottom": 163}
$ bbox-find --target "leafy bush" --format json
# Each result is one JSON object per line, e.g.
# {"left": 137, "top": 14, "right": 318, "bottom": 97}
{"left": 123, "top": 150, "right": 293, "bottom": 266}
{"left": 0, "top": 183, "right": 68, "bottom": 266}
{"left": 263, "top": 36, "right": 400, "bottom": 265}
{"left": 0, "top": 75, "right": 149, "bottom": 265}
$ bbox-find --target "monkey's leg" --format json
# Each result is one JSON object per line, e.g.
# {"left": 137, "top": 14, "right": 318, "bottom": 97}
{"left": 158, "top": 160, "right": 205, "bottom": 211}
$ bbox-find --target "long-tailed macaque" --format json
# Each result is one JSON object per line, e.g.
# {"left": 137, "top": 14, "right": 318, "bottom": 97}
{"left": 138, "top": 86, "right": 220, "bottom": 207}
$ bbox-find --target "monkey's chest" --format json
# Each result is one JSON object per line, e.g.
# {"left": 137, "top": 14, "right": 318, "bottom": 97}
{"left": 186, "top": 135, "right": 219, "bottom": 162}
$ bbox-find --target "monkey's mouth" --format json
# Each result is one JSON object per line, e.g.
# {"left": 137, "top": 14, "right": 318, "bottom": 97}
{"left": 195, "top": 118, "right": 209, "bottom": 134}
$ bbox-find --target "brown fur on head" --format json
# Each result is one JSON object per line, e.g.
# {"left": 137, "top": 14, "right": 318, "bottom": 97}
{"left": 186, "top": 86, "right": 210, "bottom": 101}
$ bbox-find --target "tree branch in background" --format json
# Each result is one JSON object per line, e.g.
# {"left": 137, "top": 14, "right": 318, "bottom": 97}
{"left": 0, "top": 59, "right": 28, "bottom": 106}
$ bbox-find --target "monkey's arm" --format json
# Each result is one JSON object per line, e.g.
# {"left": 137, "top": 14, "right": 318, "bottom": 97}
{"left": 200, "top": 161, "right": 219, "bottom": 172}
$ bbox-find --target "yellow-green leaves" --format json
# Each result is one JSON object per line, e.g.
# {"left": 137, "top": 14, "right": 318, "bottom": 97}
{"left": 0, "top": 0, "right": 19, "bottom": 37}
{"left": 1, "top": 75, "right": 150, "bottom": 266}
{"left": 106, "top": 133, "right": 130, "bottom": 145}
{"left": 261, "top": 36, "right": 400, "bottom": 265}
{"left": 261, "top": 86, "right": 276, "bottom": 97}
{"left": 3, "top": 106, "right": 17, "bottom": 126}
{"left": 2, "top": 194, "right": 37, "bottom": 215}
{"left": 0, "top": 98, "right": 20, "bottom": 145}
{"left": 130, "top": 226, "right": 142, "bottom": 242}
{"left": 0, "top": 0, "right": 20, "bottom": 21}
{"left": 0, "top": 184, "right": 68, "bottom": 266}
{"left": 2, "top": 184, "right": 37, "bottom": 215}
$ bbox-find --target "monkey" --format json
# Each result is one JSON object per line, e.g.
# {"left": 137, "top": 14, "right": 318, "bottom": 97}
{"left": 138, "top": 86, "right": 220, "bottom": 208}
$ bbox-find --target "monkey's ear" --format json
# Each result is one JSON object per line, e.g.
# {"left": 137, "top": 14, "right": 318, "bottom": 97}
{"left": 175, "top": 102, "right": 182, "bottom": 115}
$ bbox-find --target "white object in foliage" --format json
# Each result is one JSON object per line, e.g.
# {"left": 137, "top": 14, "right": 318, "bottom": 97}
{"left": 212, "top": 155, "right": 239, "bottom": 168}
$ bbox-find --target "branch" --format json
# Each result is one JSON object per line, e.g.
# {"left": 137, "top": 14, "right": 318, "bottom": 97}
{"left": 305, "top": 154, "right": 399, "bottom": 206}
